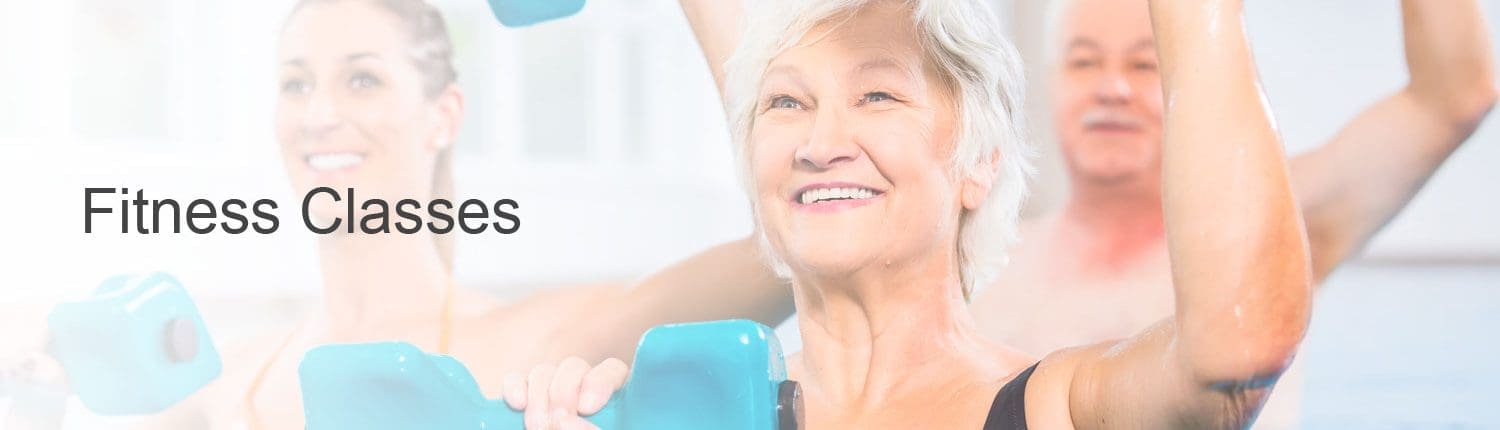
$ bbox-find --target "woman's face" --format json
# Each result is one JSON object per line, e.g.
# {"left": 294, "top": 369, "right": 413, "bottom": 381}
{"left": 750, "top": 2, "right": 978, "bottom": 285}
{"left": 275, "top": 1, "right": 452, "bottom": 221}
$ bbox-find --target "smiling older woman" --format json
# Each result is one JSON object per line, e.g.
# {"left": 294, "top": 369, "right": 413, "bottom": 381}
{"left": 514, "top": 0, "right": 1311, "bottom": 428}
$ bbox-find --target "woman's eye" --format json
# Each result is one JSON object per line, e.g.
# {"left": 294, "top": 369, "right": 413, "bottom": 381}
{"left": 1132, "top": 61, "right": 1158, "bottom": 72}
{"left": 863, "top": 92, "right": 895, "bottom": 103}
{"left": 281, "top": 79, "right": 311, "bottom": 95}
{"left": 349, "top": 72, "right": 382, "bottom": 90}
{"left": 769, "top": 95, "right": 803, "bottom": 110}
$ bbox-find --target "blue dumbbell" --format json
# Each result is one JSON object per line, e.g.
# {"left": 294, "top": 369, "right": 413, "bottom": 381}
{"left": 300, "top": 319, "right": 802, "bottom": 430}
{"left": 486, "top": 0, "right": 586, "bottom": 27}
{"left": 45, "top": 272, "right": 221, "bottom": 415}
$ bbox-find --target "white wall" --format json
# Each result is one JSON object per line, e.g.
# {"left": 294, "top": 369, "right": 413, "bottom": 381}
{"left": 1247, "top": 1, "right": 1500, "bottom": 260}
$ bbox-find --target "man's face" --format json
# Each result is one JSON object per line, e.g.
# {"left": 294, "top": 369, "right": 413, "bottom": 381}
{"left": 1051, "top": 0, "right": 1164, "bottom": 188}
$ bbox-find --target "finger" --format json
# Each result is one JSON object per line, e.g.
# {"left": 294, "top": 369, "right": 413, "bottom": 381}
{"left": 578, "top": 358, "right": 628, "bottom": 415}
{"left": 552, "top": 408, "right": 601, "bottom": 430}
{"left": 30, "top": 355, "right": 65, "bottom": 387}
{"left": 525, "top": 363, "right": 556, "bottom": 430}
{"left": 502, "top": 372, "right": 527, "bottom": 410}
{"left": 549, "top": 357, "right": 592, "bottom": 415}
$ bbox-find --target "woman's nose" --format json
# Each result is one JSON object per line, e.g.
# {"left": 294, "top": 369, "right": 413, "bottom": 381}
{"left": 300, "top": 89, "right": 344, "bottom": 139}
{"left": 795, "top": 110, "right": 861, "bottom": 170}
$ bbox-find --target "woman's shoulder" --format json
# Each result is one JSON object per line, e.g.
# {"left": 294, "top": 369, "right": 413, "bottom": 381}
{"left": 984, "top": 341, "right": 1037, "bottom": 376}
{"left": 1002, "top": 342, "right": 1126, "bottom": 428}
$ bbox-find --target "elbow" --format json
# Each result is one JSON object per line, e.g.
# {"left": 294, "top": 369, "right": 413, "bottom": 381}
{"left": 1180, "top": 275, "right": 1313, "bottom": 387}
{"left": 1453, "top": 79, "right": 1499, "bottom": 127}
{"left": 1467, "top": 81, "right": 1500, "bottom": 124}
{"left": 1417, "top": 78, "right": 1499, "bottom": 130}
{"left": 1183, "top": 334, "right": 1307, "bottom": 394}
{"left": 1231, "top": 317, "right": 1308, "bottom": 385}
{"left": 1183, "top": 314, "right": 1309, "bottom": 389}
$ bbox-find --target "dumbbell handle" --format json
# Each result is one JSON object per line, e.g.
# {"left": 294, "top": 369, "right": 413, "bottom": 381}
{"left": 490, "top": 394, "right": 619, "bottom": 427}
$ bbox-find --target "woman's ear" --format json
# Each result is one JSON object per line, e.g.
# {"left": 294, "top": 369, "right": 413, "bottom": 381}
{"left": 429, "top": 84, "right": 465, "bottom": 152}
{"left": 960, "top": 150, "right": 1001, "bottom": 211}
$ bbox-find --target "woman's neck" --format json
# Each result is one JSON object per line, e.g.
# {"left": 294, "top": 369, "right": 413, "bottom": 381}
{"left": 315, "top": 232, "right": 451, "bottom": 338}
{"left": 792, "top": 259, "right": 1005, "bottom": 410}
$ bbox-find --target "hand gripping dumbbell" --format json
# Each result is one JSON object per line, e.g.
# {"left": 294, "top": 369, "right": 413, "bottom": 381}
{"left": 43, "top": 272, "right": 221, "bottom": 415}
{"left": 299, "top": 319, "right": 802, "bottom": 430}
{"left": 487, "top": 0, "right": 586, "bottom": 27}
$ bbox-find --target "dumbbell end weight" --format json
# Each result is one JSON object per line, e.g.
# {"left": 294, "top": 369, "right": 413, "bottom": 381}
{"left": 486, "top": 0, "right": 585, "bottom": 27}
{"left": 46, "top": 272, "right": 221, "bottom": 415}
{"left": 778, "top": 380, "right": 802, "bottom": 430}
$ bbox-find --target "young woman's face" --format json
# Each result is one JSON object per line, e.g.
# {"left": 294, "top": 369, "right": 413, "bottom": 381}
{"left": 275, "top": 1, "right": 448, "bottom": 221}
{"left": 749, "top": 2, "right": 973, "bottom": 285}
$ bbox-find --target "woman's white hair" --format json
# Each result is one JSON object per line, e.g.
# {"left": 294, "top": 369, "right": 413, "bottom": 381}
{"left": 723, "top": 0, "right": 1033, "bottom": 298}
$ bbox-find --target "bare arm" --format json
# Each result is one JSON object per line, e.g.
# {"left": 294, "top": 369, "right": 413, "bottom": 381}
{"left": 567, "top": 0, "right": 782, "bottom": 359}
{"left": 532, "top": 2, "right": 780, "bottom": 364}
{"left": 574, "top": 237, "right": 793, "bottom": 363}
{"left": 678, "top": 0, "right": 743, "bottom": 94}
{"left": 1029, "top": 0, "right": 1312, "bottom": 427}
{"left": 1295, "top": 0, "right": 1497, "bottom": 282}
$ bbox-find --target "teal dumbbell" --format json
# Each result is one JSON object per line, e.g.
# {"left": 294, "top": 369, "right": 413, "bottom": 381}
{"left": 45, "top": 272, "right": 221, "bottom": 415}
{"left": 486, "top": 0, "right": 585, "bottom": 27}
{"left": 300, "top": 319, "right": 802, "bottom": 430}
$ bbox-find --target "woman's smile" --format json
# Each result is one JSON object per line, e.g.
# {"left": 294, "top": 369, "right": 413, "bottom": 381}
{"left": 305, "top": 151, "right": 367, "bottom": 172}
{"left": 792, "top": 182, "right": 886, "bottom": 213}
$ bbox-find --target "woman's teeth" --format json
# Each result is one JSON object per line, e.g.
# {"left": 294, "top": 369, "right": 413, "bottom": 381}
{"left": 306, "top": 153, "right": 365, "bottom": 171}
{"left": 799, "top": 187, "right": 878, "bottom": 205}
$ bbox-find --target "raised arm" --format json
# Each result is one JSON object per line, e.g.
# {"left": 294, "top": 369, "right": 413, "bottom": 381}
{"left": 678, "top": 0, "right": 743, "bottom": 94}
{"left": 1027, "top": 0, "right": 1312, "bottom": 427}
{"left": 1148, "top": 0, "right": 1310, "bottom": 408}
{"left": 1294, "top": 0, "right": 1497, "bottom": 282}
{"left": 566, "top": 237, "right": 793, "bottom": 363}
{"left": 554, "top": 1, "right": 788, "bottom": 363}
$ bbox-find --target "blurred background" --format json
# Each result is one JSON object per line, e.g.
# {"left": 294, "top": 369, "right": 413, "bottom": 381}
{"left": 0, "top": 0, "right": 1496, "bottom": 427}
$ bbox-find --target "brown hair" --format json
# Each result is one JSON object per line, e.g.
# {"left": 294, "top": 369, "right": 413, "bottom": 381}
{"left": 288, "top": 0, "right": 459, "bottom": 270}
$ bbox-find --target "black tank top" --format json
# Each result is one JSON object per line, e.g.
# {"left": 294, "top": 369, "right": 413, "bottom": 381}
{"left": 982, "top": 363, "right": 1037, "bottom": 430}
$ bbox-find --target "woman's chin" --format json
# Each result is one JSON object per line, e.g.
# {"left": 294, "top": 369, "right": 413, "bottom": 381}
{"left": 307, "top": 205, "right": 345, "bottom": 224}
{"left": 785, "top": 250, "right": 873, "bottom": 282}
